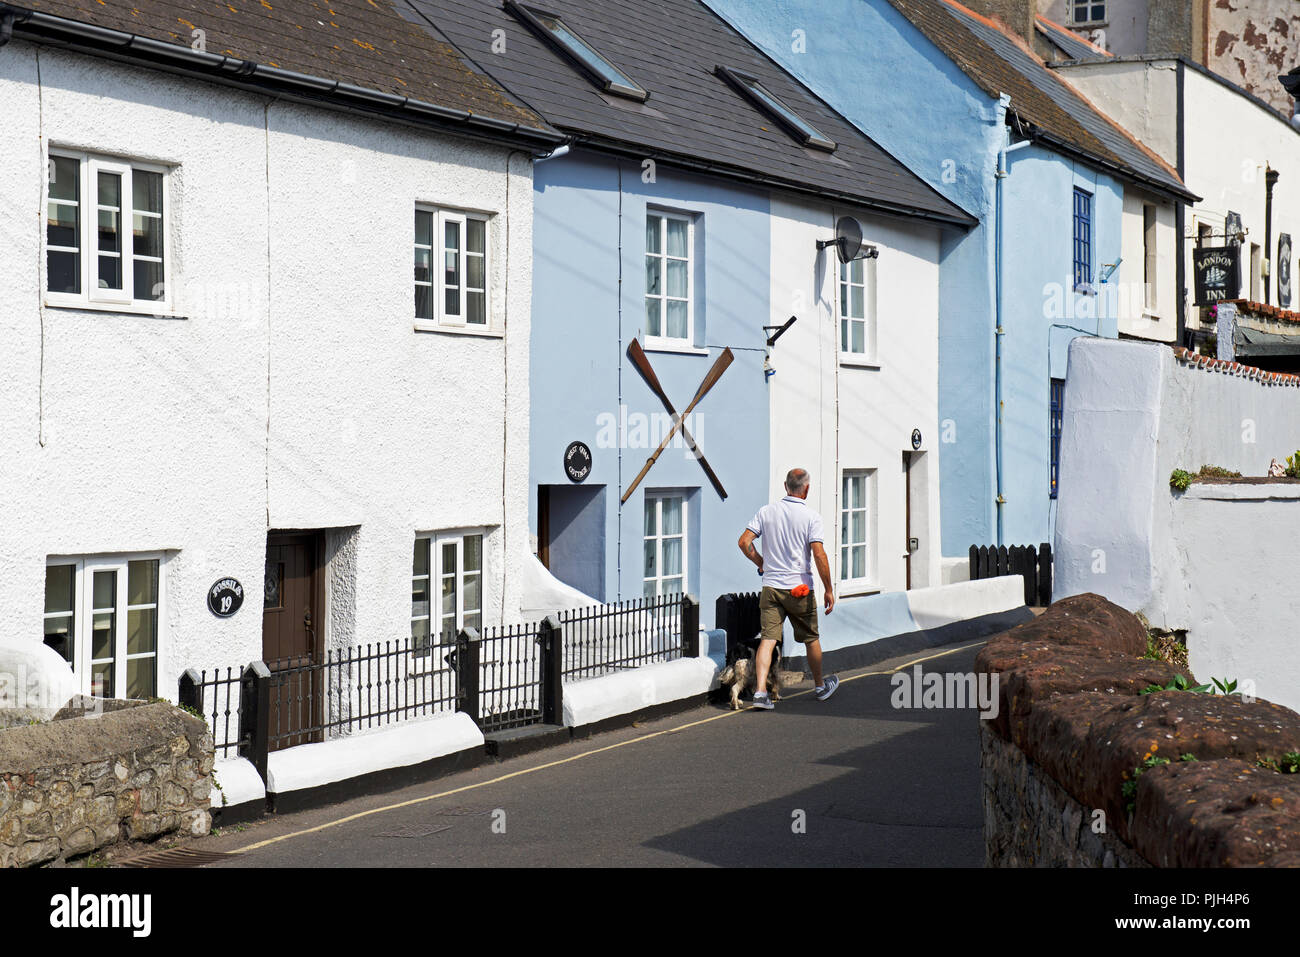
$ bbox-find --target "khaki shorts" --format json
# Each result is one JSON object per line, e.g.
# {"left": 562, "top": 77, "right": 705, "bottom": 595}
{"left": 759, "top": 585, "right": 820, "bottom": 645}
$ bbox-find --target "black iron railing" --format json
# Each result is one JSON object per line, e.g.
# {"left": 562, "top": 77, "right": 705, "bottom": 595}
{"left": 265, "top": 637, "right": 459, "bottom": 751}
{"left": 183, "top": 594, "right": 699, "bottom": 784}
{"left": 179, "top": 666, "right": 246, "bottom": 760}
{"left": 559, "top": 593, "right": 696, "bottom": 681}
{"left": 475, "top": 622, "right": 546, "bottom": 732}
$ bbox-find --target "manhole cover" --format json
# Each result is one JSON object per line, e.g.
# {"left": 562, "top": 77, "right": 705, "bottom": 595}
{"left": 375, "top": 823, "right": 454, "bottom": 838}
{"left": 120, "top": 847, "right": 235, "bottom": 868}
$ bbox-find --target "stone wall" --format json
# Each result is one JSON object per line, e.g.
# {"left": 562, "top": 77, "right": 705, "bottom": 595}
{"left": 978, "top": 593, "right": 1300, "bottom": 867}
{"left": 981, "top": 723, "right": 1148, "bottom": 867}
{"left": 0, "top": 702, "right": 213, "bottom": 867}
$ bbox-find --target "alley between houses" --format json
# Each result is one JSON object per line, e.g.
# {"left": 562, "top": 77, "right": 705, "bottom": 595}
{"left": 183, "top": 642, "right": 985, "bottom": 868}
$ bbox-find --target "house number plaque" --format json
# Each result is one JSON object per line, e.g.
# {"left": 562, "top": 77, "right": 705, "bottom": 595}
{"left": 208, "top": 578, "right": 245, "bottom": 618}
{"left": 564, "top": 441, "right": 592, "bottom": 483}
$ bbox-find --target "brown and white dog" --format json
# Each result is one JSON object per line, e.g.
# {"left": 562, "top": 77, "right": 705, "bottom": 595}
{"left": 717, "top": 653, "right": 803, "bottom": 710}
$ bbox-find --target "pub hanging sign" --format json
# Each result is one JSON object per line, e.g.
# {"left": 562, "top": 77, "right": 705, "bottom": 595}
{"left": 1279, "top": 234, "right": 1292, "bottom": 309}
{"left": 1193, "top": 245, "right": 1241, "bottom": 306}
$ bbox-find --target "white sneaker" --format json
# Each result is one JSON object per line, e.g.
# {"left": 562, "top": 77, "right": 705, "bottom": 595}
{"left": 815, "top": 675, "right": 840, "bottom": 701}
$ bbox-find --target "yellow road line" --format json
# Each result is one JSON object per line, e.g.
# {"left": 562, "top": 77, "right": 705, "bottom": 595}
{"left": 226, "top": 639, "right": 987, "bottom": 856}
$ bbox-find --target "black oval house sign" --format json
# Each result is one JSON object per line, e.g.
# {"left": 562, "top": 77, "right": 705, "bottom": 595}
{"left": 564, "top": 441, "right": 592, "bottom": 483}
{"left": 912, "top": 429, "right": 923, "bottom": 450}
{"left": 208, "top": 578, "right": 245, "bottom": 618}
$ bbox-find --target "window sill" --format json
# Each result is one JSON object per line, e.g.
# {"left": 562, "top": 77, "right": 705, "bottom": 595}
{"left": 643, "top": 340, "right": 710, "bottom": 357}
{"left": 838, "top": 583, "right": 881, "bottom": 599}
{"left": 413, "top": 321, "right": 504, "bottom": 339}
{"left": 44, "top": 300, "right": 185, "bottom": 320}
{"left": 1142, "top": 310, "right": 1162, "bottom": 321}
{"left": 839, "top": 355, "right": 881, "bottom": 370}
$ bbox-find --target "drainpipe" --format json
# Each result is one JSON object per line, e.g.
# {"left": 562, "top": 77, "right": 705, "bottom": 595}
{"left": 1265, "top": 165, "right": 1279, "bottom": 305}
{"left": 995, "top": 135, "right": 1032, "bottom": 548}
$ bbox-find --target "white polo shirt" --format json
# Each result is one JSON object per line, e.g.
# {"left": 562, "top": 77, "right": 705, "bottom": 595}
{"left": 746, "top": 495, "right": 825, "bottom": 590}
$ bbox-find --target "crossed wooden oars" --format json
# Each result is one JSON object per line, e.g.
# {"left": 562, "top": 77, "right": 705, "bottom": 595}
{"left": 621, "top": 338, "right": 733, "bottom": 504}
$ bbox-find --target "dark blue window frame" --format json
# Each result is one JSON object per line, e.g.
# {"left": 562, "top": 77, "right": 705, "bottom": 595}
{"left": 1050, "top": 378, "right": 1065, "bottom": 499}
{"left": 1073, "top": 188, "right": 1092, "bottom": 292}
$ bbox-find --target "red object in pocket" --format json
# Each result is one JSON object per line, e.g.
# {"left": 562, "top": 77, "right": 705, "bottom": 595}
{"left": 791, "top": 584, "right": 811, "bottom": 598}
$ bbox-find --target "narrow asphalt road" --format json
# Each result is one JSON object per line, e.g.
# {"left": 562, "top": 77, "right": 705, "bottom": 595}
{"left": 187, "top": 640, "right": 988, "bottom": 867}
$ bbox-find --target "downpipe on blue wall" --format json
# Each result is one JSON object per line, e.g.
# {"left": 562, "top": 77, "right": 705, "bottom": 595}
{"left": 994, "top": 137, "right": 1031, "bottom": 548}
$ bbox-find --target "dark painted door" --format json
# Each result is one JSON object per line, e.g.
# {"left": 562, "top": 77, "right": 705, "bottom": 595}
{"left": 903, "top": 453, "right": 913, "bottom": 591}
{"left": 536, "top": 484, "right": 606, "bottom": 602}
{"left": 263, "top": 532, "right": 323, "bottom": 750}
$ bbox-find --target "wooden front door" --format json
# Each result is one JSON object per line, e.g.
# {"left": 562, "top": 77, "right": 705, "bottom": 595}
{"left": 263, "top": 532, "right": 323, "bottom": 749}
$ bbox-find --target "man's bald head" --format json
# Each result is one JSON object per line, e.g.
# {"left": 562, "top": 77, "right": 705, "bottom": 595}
{"left": 784, "top": 468, "right": 810, "bottom": 496}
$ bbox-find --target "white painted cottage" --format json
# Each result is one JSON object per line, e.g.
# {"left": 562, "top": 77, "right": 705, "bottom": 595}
{"left": 766, "top": 198, "right": 946, "bottom": 616}
{"left": 0, "top": 0, "right": 564, "bottom": 703}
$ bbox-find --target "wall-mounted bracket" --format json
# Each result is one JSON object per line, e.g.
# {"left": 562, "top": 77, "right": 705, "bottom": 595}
{"left": 763, "top": 315, "right": 796, "bottom": 347}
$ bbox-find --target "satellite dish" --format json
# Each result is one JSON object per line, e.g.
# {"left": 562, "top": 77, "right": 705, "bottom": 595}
{"left": 818, "top": 216, "right": 879, "bottom": 264}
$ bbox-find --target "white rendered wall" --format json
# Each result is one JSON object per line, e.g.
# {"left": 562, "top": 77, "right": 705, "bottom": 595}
{"left": 0, "top": 42, "right": 535, "bottom": 698}
{"left": 766, "top": 195, "right": 942, "bottom": 597}
{"left": 1117, "top": 187, "right": 1177, "bottom": 342}
{"left": 1051, "top": 60, "right": 1180, "bottom": 166}
{"left": 1054, "top": 337, "right": 1300, "bottom": 709}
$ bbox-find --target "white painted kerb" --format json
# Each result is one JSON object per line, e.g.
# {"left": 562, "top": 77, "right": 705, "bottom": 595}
{"left": 211, "top": 756, "right": 266, "bottom": 810}
{"left": 904, "top": 576, "right": 1025, "bottom": 630}
{"left": 562, "top": 656, "right": 720, "bottom": 728}
{"left": 265, "top": 711, "right": 484, "bottom": 794}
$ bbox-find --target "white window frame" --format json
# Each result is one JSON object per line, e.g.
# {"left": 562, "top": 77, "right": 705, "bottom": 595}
{"left": 1070, "top": 0, "right": 1106, "bottom": 26}
{"left": 838, "top": 470, "right": 877, "bottom": 592}
{"left": 411, "top": 529, "right": 486, "bottom": 660}
{"left": 44, "top": 554, "right": 166, "bottom": 700}
{"left": 643, "top": 490, "right": 688, "bottom": 599}
{"left": 44, "top": 148, "right": 172, "bottom": 315}
{"left": 644, "top": 210, "right": 696, "bottom": 349}
{"left": 1142, "top": 203, "right": 1159, "bottom": 315}
{"left": 414, "top": 206, "right": 491, "bottom": 332}
{"left": 837, "top": 253, "right": 878, "bottom": 364}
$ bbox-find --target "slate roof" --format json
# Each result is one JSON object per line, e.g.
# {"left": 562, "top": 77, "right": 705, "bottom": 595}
{"left": 1034, "top": 15, "right": 1110, "bottom": 62}
{"left": 886, "top": 0, "right": 1198, "bottom": 202}
{"left": 0, "top": 0, "right": 560, "bottom": 146}
{"left": 408, "top": 0, "right": 975, "bottom": 226}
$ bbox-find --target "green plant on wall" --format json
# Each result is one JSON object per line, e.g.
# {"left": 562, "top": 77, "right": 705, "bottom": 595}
{"left": 1170, "top": 469, "right": 1193, "bottom": 491}
{"left": 1209, "top": 678, "right": 1242, "bottom": 697}
{"left": 1196, "top": 465, "right": 1241, "bottom": 479}
{"left": 1287, "top": 452, "right": 1300, "bottom": 479}
{"left": 1122, "top": 756, "right": 1171, "bottom": 815}
{"left": 1141, "top": 674, "right": 1212, "bottom": 695}
{"left": 1140, "top": 675, "right": 1244, "bottom": 696}
{"left": 1258, "top": 752, "right": 1300, "bottom": 773}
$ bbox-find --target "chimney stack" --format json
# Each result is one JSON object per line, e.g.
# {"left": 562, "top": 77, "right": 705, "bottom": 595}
{"left": 960, "top": 0, "right": 1037, "bottom": 45}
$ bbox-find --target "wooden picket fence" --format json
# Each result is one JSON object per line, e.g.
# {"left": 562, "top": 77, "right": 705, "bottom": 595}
{"left": 968, "top": 543, "right": 1052, "bottom": 607}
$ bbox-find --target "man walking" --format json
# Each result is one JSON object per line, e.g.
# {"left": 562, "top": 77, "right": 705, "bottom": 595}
{"left": 736, "top": 468, "right": 837, "bottom": 710}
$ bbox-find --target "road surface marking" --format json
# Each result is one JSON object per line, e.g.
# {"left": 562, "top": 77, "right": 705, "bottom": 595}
{"left": 226, "top": 639, "right": 987, "bottom": 856}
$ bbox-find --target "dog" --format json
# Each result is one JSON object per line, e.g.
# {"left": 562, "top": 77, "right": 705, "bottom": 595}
{"left": 717, "top": 651, "right": 803, "bottom": 710}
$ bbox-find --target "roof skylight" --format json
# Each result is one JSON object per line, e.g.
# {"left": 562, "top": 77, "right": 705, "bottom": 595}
{"left": 508, "top": 2, "right": 648, "bottom": 101}
{"left": 716, "top": 66, "right": 836, "bottom": 152}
